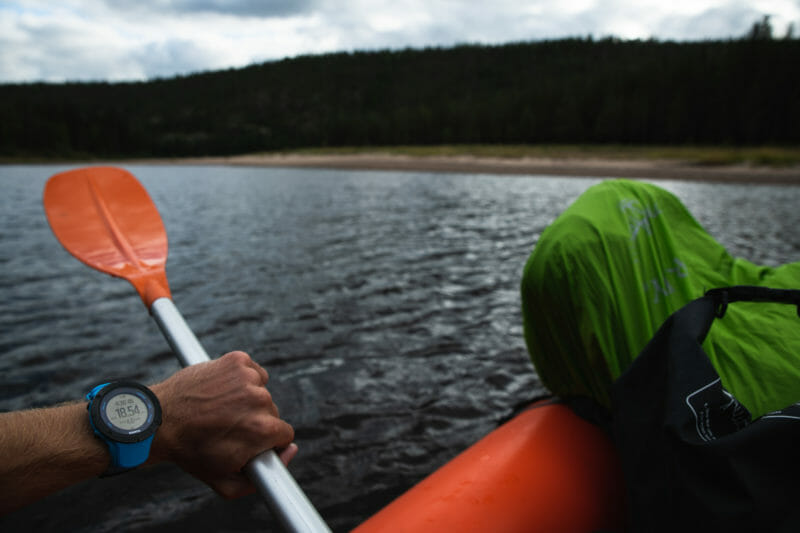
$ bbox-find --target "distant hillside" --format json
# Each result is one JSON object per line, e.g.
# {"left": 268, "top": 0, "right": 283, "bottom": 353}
{"left": 1, "top": 37, "right": 798, "bottom": 158}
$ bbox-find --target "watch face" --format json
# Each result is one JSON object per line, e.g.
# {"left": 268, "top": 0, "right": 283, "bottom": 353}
{"left": 105, "top": 392, "right": 149, "bottom": 431}
{"left": 90, "top": 382, "right": 162, "bottom": 442}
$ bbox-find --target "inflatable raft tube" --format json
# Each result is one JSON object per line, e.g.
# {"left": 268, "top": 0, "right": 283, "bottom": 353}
{"left": 354, "top": 399, "right": 626, "bottom": 532}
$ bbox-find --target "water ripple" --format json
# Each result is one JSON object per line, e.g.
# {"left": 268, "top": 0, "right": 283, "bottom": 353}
{"left": 1, "top": 166, "right": 798, "bottom": 531}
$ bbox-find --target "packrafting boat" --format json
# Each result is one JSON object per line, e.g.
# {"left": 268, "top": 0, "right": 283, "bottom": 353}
{"left": 355, "top": 399, "right": 625, "bottom": 532}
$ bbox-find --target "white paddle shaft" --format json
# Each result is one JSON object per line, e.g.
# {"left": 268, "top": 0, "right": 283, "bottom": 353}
{"left": 150, "top": 297, "right": 331, "bottom": 533}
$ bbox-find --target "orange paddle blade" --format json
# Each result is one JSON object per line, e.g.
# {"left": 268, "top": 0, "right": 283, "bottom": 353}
{"left": 44, "top": 166, "right": 171, "bottom": 307}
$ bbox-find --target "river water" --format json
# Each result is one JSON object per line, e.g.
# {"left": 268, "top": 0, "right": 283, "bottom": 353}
{"left": 1, "top": 164, "right": 798, "bottom": 532}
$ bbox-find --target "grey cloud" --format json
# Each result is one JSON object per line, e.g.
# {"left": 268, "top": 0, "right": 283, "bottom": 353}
{"left": 660, "top": 5, "right": 767, "bottom": 40}
{"left": 0, "top": 18, "right": 214, "bottom": 82}
{"left": 132, "top": 39, "right": 217, "bottom": 79}
{"left": 0, "top": 21, "right": 135, "bottom": 82}
{"left": 313, "top": 3, "right": 555, "bottom": 54}
{"left": 103, "top": 0, "right": 319, "bottom": 17}
{"left": 173, "top": 0, "right": 317, "bottom": 16}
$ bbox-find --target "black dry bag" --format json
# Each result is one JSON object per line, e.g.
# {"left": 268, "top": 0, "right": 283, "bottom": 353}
{"left": 612, "top": 286, "right": 800, "bottom": 532}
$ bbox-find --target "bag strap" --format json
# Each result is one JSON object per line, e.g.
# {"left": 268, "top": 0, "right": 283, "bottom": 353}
{"left": 705, "top": 286, "right": 800, "bottom": 319}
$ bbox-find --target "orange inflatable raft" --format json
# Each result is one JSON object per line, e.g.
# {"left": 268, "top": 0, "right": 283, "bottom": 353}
{"left": 354, "top": 399, "right": 626, "bottom": 532}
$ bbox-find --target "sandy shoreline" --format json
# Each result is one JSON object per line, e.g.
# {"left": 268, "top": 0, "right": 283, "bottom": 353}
{"left": 137, "top": 152, "right": 800, "bottom": 185}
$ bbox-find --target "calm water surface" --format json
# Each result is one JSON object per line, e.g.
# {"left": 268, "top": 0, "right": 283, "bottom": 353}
{"left": 1, "top": 165, "right": 798, "bottom": 532}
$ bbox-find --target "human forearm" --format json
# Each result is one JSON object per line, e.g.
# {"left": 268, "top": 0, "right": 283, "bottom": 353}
{"left": 0, "top": 402, "right": 108, "bottom": 514}
{"left": 0, "top": 351, "right": 296, "bottom": 514}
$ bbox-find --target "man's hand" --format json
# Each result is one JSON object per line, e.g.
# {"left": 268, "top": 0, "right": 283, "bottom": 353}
{"left": 150, "top": 351, "right": 297, "bottom": 499}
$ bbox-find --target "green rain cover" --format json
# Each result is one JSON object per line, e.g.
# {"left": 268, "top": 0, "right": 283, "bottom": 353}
{"left": 521, "top": 180, "right": 800, "bottom": 417}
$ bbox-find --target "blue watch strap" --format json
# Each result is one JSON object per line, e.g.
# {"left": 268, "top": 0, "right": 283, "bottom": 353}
{"left": 103, "top": 434, "right": 156, "bottom": 476}
{"left": 110, "top": 434, "right": 156, "bottom": 469}
{"left": 86, "top": 382, "right": 110, "bottom": 402}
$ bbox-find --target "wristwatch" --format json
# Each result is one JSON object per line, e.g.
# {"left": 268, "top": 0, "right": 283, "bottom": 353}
{"left": 86, "top": 380, "right": 162, "bottom": 476}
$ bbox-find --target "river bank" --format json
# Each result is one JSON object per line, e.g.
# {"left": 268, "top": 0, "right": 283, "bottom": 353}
{"left": 132, "top": 151, "right": 800, "bottom": 185}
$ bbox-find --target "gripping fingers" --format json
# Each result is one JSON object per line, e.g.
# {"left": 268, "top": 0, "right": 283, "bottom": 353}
{"left": 224, "top": 350, "right": 270, "bottom": 386}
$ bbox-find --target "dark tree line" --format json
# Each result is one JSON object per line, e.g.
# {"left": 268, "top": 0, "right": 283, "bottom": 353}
{"left": 0, "top": 36, "right": 798, "bottom": 158}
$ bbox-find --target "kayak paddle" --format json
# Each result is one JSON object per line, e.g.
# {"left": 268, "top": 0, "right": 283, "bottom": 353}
{"left": 43, "top": 166, "right": 330, "bottom": 533}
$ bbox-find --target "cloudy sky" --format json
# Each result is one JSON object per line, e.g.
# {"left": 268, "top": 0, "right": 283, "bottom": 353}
{"left": 1, "top": 0, "right": 798, "bottom": 83}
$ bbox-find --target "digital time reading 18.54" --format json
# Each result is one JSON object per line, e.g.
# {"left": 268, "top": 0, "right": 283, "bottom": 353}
{"left": 105, "top": 393, "right": 148, "bottom": 431}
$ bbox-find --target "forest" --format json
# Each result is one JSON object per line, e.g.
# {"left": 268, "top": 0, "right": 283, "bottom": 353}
{"left": 0, "top": 31, "right": 798, "bottom": 159}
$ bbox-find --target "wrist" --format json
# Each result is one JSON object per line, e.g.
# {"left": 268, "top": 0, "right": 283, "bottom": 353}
{"left": 67, "top": 402, "right": 111, "bottom": 475}
{"left": 146, "top": 382, "right": 174, "bottom": 464}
